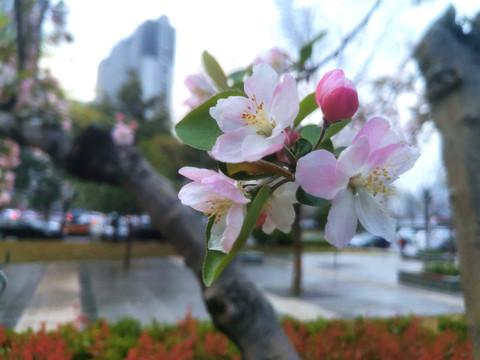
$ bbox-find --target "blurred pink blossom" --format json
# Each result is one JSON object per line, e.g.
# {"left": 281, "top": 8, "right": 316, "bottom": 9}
{"left": 112, "top": 122, "right": 135, "bottom": 146}
{"left": 183, "top": 74, "right": 216, "bottom": 110}
{"left": 254, "top": 48, "right": 291, "bottom": 75}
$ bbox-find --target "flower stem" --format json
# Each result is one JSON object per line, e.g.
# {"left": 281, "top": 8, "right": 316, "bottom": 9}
{"left": 270, "top": 178, "right": 292, "bottom": 193}
{"left": 312, "top": 119, "right": 330, "bottom": 151}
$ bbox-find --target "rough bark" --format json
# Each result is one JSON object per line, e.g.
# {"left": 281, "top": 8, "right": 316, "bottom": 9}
{"left": 0, "top": 113, "right": 299, "bottom": 359}
{"left": 6, "top": 2, "right": 301, "bottom": 357}
{"left": 415, "top": 6, "right": 480, "bottom": 358}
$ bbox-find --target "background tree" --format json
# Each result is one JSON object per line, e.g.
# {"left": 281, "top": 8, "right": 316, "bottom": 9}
{"left": 415, "top": 6, "right": 480, "bottom": 357}
{"left": 0, "top": 1, "right": 300, "bottom": 358}
{"left": 14, "top": 148, "right": 63, "bottom": 219}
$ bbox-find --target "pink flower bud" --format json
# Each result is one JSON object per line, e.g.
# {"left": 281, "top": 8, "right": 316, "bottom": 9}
{"left": 115, "top": 112, "right": 125, "bottom": 123}
{"left": 315, "top": 69, "right": 359, "bottom": 123}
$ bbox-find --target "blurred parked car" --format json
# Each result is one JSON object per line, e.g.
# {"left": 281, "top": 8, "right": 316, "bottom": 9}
{"left": 101, "top": 214, "right": 129, "bottom": 242}
{"left": 0, "top": 219, "right": 64, "bottom": 239}
{"left": 348, "top": 232, "right": 390, "bottom": 248}
{"left": 414, "top": 227, "right": 456, "bottom": 252}
{"left": 65, "top": 210, "right": 104, "bottom": 236}
{"left": 131, "top": 215, "right": 163, "bottom": 241}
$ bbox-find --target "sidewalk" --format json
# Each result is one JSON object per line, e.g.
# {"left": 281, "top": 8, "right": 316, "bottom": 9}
{"left": 0, "top": 252, "right": 465, "bottom": 331}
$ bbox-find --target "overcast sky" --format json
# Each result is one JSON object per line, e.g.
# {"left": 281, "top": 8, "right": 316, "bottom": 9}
{"left": 44, "top": 1, "right": 477, "bottom": 116}
{"left": 43, "top": 0, "right": 478, "bottom": 194}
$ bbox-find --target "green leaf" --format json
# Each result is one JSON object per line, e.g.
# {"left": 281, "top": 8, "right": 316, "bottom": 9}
{"left": 203, "top": 185, "right": 271, "bottom": 286}
{"left": 218, "top": 161, "right": 281, "bottom": 181}
{"left": 175, "top": 91, "right": 245, "bottom": 150}
{"left": 296, "top": 186, "right": 331, "bottom": 207}
{"left": 202, "top": 51, "right": 230, "bottom": 91}
{"left": 299, "top": 31, "right": 327, "bottom": 64}
{"left": 333, "top": 146, "right": 347, "bottom": 158}
{"left": 294, "top": 93, "right": 319, "bottom": 127}
{"left": 202, "top": 217, "right": 226, "bottom": 285}
{"left": 317, "top": 139, "right": 334, "bottom": 153}
{"left": 293, "top": 138, "right": 312, "bottom": 158}
{"left": 300, "top": 125, "right": 322, "bottom": 145}
{"left": 323, "top": 118, "right": 351, "bottom": 142}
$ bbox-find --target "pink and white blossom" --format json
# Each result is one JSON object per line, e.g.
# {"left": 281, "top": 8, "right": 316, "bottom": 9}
{"left": 111, "top": 114, "right": 136, "bottom": 146}
{"left": 296, "top": 117, "right": 419, "bottom": 248}
{"left": 183, "top": 74, "right": 216, "bottom": 110}
{"left": 210, "top": 64, "right": 299, "bottom": 163}
{"left": 178, "top": 167, "right": 250, "bottom": 252}
{"left": 254, "top": 48, "right": 291, "bottom": 75}
{"left": 260, "top": 182, "right": 298, "bottom": 234}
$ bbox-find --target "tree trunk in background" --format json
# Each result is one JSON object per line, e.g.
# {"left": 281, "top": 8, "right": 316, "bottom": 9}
{"left": 290, "top": 204, "right": 302, "bottom": 296}
{"left": 423, "top": 188, "right": 431, "bottom": 249}
{"left": 5, "top": 2, "right": 302, "bottom": 357}
{"left": 123, "top": 217, "right": 133, "bottom": 271}
{"left": 0, "top": 117, "right": 300, "bottom": 359}
{"left": 415, "top": 7, "right": 480, "bottom": 358}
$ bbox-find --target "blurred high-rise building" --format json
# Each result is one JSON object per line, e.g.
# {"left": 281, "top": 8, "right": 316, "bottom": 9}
{"left": 96, "top": 15, "right": 175, "bottom": 116}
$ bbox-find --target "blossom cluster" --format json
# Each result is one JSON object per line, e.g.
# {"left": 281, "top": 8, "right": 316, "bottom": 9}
{"left": 178, "top": 60, "right": 418, "bottom": 255}
{"left": 111, "top": 112, "right": 138, "bottom": 146}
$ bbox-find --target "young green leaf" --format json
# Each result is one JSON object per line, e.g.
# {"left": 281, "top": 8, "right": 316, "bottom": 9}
{"left": 323, "top": 118, "right": 351, "bottom": 142}
{"left": 300, "top": 124, "right": 322, "bottom": 145}
{"left": 333, "top": 146, "right": 347, "bottom": 158}
{"left": 218, "top": 161, "right": 292, "bottom": 181}
{"left": 293, "top": 138, "right": 313, "bottom": 158}
{"left": 296, "top": 186, "right": 331, "bottom": 207}
{"left": 203, "top": 185, "right": 271, "bottom": 286}
{"left": 317, "top": 139, "right": 334, "bottom": 153}
{"left": 299, "top": 31, "right": 327, "bottom": 65}
{"left": 202, "top": 51, "right": 230, "bottom": 91}
{"left": 293, "top": 93, "right": 318, "bottom": 127}
{"left": 175, "top": 91, "right": 245, "bottom": 150}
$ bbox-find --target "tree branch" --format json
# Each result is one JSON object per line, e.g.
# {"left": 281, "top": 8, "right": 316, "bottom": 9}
{"left": 299, "top": 0, "right": 382, "bottom": 81}
{"left": 0, "top": 110, "right": 300, "bottom": 358}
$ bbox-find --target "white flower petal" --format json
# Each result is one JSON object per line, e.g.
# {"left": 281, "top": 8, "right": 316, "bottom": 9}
{"left": 241, "top": 133, "right": 284, "bottom": 162}
{"left": 270, "top": 74, "right": 299, "bottom": 133}
{"left": 222, "top": 203, "right": 245, "bottom": 252}
{"left": 211, "top": 128, "right": 253, "bottom": 163}
{"left": 178, "top": 183, "right": 219, "bottom": 209}
{"left": 325, "top": 190, "right": 358, "bottom": 248}
{"left": 336, "top": 136, "right": 371, "bottom": 177}
{"left": 354, "top": 190, "right": 396, "bottom": 242}
{"left": 263, "top": 189, "right": 297, "bottom": 234}
{"left": 210, "top": 96, "right": 251, "bottom": 133}
{"left": 208, "top": 215, "right": 227, "bottom": 252}
{"left": 296, "top": 150, "right": 345, "bottom": 200}
{"left": 244, "top": 64, "right": 279, "bottom": 110}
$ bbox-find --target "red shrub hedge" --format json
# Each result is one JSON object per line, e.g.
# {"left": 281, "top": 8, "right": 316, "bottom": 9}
{"left": 0, "top": 314, "right": 471, "bottom": 359}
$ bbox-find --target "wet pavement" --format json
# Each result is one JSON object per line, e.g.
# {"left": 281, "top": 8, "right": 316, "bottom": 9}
{"left": 0, "top": 251, "right": 465, "bottom": 331}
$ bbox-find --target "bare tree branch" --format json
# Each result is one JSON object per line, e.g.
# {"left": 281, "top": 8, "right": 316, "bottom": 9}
{"left": 298, "top": 0, "right": 382, "bottom": 81}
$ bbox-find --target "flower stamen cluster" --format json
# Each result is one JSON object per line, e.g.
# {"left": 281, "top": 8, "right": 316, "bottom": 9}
{"left": 349, "top": 166, "right": 395, "bottom": 197}
{"left": 205, "top": 199, "right": 235, "bottom": 224}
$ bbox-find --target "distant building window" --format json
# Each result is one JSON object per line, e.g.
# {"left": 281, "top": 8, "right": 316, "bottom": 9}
{"left": 141, "top": 21, "right": 158, "bottom": 56}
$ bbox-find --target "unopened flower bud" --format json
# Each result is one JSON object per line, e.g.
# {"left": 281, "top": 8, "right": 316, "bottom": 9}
{"left": 316, "top": 69, "right": 359, "bottom": 123}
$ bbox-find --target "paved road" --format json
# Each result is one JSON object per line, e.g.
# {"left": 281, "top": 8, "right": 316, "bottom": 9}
{"left": 0, "top": 252, "right": 464, "bottom": 331}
